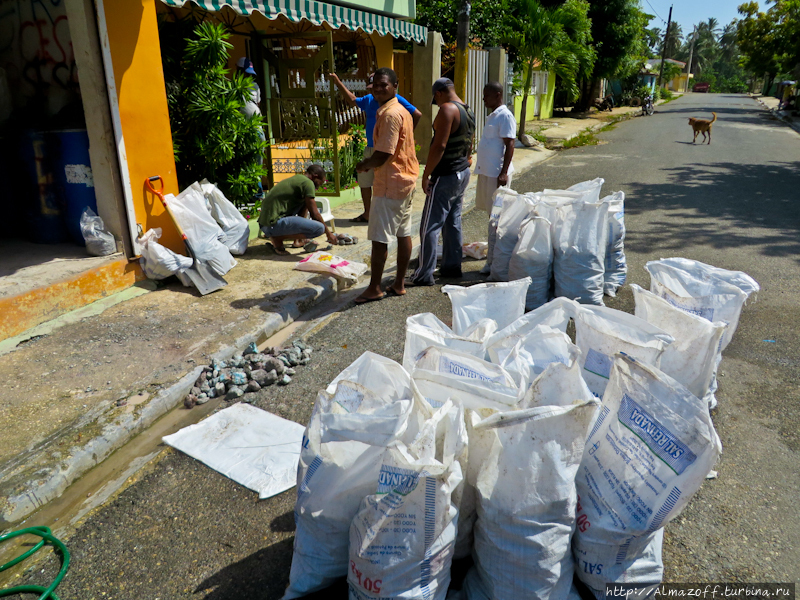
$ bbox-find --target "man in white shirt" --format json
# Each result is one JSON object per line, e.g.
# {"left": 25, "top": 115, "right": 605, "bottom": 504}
{"left": 473, "top": 81, "right": 516, "bottom": 274}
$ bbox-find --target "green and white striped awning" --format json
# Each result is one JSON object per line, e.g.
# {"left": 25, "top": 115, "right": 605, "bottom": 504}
{"left": 162, "top": 0, "right": 428, "bottom": 44}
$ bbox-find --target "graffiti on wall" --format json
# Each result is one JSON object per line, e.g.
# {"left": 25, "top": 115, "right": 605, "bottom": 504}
{"left": 0, "top": 0, "right": 79, "bottom": 118}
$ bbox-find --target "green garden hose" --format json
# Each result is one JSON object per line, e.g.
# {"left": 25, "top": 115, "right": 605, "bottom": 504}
{"left": 0, "top": 526, "right": 69, "bottom": 599}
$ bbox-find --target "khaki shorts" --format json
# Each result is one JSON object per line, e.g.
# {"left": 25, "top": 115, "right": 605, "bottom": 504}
{"left": 356, "top": 147, "right": 375, "bottom": 188}
{"left": 368, "top": 192, "right": 414, "bottom": 244}
{"left": 475, "top": 173, "right": 513, "bottom": 212}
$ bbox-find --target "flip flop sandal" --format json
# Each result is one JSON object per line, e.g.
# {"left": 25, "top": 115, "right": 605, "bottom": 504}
{"left": 349, "top": 214, "right": 368, "bottom": 223}
{"left": 354, "top": 293, "right": 385, "bottom": 305}
{"left": 266, "top": 242, "right": 290, "bottom": 256}
{"left": 385, "top": 287, "right": 406, "bottom": 298}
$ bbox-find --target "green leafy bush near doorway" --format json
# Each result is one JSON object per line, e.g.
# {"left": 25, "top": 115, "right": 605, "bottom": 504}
{"left": 160, "top": 21, "right": 268, "bottom": 206}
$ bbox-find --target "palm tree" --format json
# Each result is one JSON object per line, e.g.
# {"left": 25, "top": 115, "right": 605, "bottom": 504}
{"left": 660, "top": 22, "right": 683, "bottom": 58}
{"left": 693, "top": 19, "right": 721, "bottom": 74}
{"left": 506, "top": 0, "right": 594, "bottom": 138}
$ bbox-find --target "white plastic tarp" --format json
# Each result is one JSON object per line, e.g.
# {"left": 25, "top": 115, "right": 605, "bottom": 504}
{"left": 162, "top": 403, "right": 304, "bottom": 499}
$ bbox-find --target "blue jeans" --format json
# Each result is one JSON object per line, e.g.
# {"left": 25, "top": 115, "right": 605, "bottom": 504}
{"left": 261, "top": 216, "right": 324, "bottom": 239}
{"left": 411, "top": 167, "right": 471, "bottom": 285}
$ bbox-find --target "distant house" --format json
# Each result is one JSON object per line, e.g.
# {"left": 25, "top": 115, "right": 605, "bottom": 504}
{"left": 646, "top": 58, "right": 692, "bottom": 92}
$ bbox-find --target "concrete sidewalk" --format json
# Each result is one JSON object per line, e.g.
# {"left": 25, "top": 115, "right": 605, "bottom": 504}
{"left": 0, "top": 143, "right": 555, "bottom": 525}
{"left": 752, "top": 93, "right": 800, "bottom": 135}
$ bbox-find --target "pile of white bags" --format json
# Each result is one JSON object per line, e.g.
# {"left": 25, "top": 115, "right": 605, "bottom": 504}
{"left": 486, "top": 179, "right": 627, "bottom": 305}
{"left": 288, "top": 256, "right": 758, "bottom": 598}
{"left": 140, "top": 181, "right": 248, "bottom": 283}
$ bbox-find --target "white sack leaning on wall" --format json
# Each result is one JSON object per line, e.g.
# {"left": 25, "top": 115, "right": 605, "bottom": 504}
{"left": 572, "top": 354, "right": 722, "bottom": 598}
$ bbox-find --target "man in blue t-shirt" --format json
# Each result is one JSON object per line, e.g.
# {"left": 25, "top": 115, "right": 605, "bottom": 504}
{"left": 330, "top": 72, "right": 421, "bottom": 223}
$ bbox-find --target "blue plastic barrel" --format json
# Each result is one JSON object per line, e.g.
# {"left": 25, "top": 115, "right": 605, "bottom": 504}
{"left": 19, "top": 130, "right": 68, "bottom": 244}
{"left": 49, "top": 129, "right": 98, "bottom": 245}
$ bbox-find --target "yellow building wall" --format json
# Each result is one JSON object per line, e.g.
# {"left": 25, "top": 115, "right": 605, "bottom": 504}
{"left": 104, "top": 0, "right": 181, "bottom": 253}
{"left": 370, "top": 33, "right": 394, "bottom": 71}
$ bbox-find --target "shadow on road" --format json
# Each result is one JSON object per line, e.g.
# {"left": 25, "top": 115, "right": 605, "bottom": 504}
{"left": 625, "top": 161, "right": 800, "bottom": 260}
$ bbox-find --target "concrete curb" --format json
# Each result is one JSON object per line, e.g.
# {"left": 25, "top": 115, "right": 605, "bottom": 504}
{"left": 539, "top": 102, "right": 667, "bottom": 146}
{"left": 0, "top": 146, "right": 556, "bottom": 525}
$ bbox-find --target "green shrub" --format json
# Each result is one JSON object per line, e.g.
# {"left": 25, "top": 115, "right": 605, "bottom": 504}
{"left": 161, "top": 21, "right": 268, "bottom": 206}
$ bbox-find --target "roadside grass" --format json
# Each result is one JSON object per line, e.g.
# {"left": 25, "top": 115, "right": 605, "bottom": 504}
{"left": 599, "top": 113, "right": 633, "bottom": 132}
{"left": 562, "top": 128, "right": 599, "bottom": 149}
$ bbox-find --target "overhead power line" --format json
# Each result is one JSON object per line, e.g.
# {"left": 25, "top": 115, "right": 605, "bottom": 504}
{"left": 644, "top": 0, "right": 667, "bottom": 24}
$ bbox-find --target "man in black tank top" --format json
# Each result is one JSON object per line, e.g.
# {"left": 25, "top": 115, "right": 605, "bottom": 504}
{"left": 409, "top": 78, "right": 476, "bottom": 286}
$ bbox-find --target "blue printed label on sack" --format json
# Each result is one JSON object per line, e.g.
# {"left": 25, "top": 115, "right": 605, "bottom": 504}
{"left": 439, "top": 356, "right": 497, "bottom": 382}
{"left": 617, "top": 394, "right": 697, "bottom": 475}
{"left": 377, "top": 465, "right": 420, "bottom": 495}
{"left": 659, "top": 292, "right": 715, "bottom": 321}
{"left": 584, "top": 348, "right": 613, "bottom": 379}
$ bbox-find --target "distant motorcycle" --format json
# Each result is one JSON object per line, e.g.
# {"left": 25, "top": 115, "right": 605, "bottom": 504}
{"left": 641, "top": 94, "right": 655, "bottom": 116}
{"left": 593, "top": 95, "right": 614, "bottom": 112}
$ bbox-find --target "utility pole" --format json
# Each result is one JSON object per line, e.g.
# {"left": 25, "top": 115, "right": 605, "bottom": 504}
{"left": 454, "top": 0, "right": 471, "bottom": 98}
{"left": 657, "top": 5, "right": 673, "bottom": 89}
{"left": 685, "top": 25, "right": 697, "bottom": 92}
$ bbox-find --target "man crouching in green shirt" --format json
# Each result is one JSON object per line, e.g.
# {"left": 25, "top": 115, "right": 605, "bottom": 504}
{"left": 258, "top": 164, "right": 338, "bottom": 255}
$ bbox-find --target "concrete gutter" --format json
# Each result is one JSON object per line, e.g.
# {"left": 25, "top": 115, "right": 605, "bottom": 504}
{"left": 0, "top": 145, "right": 555, "bottom": 525}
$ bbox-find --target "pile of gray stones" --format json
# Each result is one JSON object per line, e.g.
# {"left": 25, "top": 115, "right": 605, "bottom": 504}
{"left": 184, "top": 340, "right": 312, "bottom": 409}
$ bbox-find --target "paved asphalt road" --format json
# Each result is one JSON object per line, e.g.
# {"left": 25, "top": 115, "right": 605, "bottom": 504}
{"left": 17, "top": 94, "right": 800, "bottom": 598}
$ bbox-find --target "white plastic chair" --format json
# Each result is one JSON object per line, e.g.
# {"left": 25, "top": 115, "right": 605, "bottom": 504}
{"left": 315, "top": 198, "right": 336, "bottom": 232}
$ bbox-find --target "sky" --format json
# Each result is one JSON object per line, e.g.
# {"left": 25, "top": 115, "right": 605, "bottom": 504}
{"left": 643, "top": 0, "right": 759, "bottom": 37}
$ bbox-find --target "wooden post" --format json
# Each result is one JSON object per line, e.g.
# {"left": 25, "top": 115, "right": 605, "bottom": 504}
{"left": 657, "top": 5, "right": 673, "bottom": 89}
{"left": 453, "top": 0, "right": 471, "bottom": 98}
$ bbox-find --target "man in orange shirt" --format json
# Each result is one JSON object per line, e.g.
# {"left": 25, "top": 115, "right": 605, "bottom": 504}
{"left": 353, "top": 67, "right": 419, "bottom": 304}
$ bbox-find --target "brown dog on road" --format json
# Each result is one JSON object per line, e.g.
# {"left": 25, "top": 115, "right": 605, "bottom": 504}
{"left": 689, "top": 112, "right": 717, "bottom": 144}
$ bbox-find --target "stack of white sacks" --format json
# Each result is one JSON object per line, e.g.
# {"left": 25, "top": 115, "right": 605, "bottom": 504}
{"left": 284, "top": 261, "right": 758, "bottom": 600}
{"left": 489, "top": 178, "right": 627, "bottom": 310}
